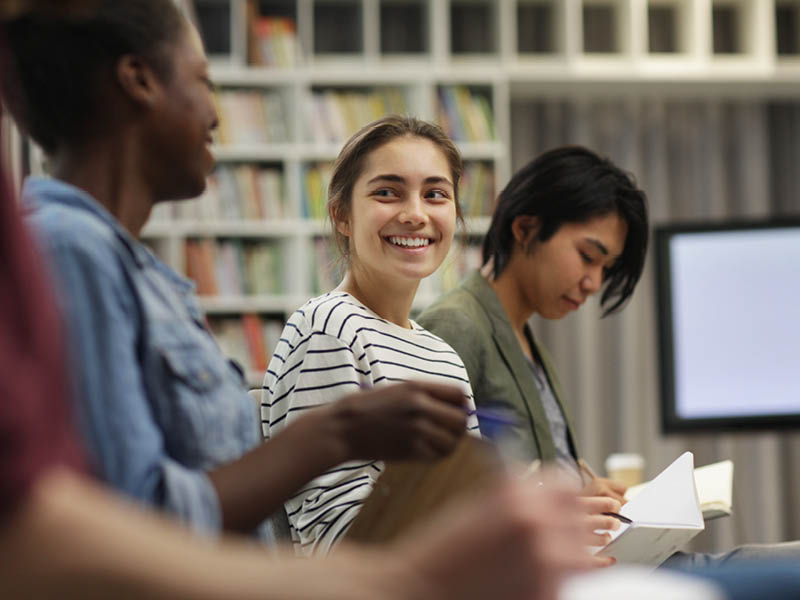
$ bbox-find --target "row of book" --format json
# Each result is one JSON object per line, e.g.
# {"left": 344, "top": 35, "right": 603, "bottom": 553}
{"left": 305, "top": 88, "right": 408, "bottom": 144}
{"left": 437, "top": 86, "right": 496, "bottom": 142}
{"left": 209, "top": 314, "right": 286, "bottom": 373}
{"left": 152, "top": 166, "right": 285, "bottom": 222}
{"left": 215, "top": 89, "right": 289, "bottom": 145}
{"left": 185, "top": 239, "right": 284, "bottom": 296}
{"left": 148, "top": 160, "right": 494, "bottom": 224}
{"left": 248, "top": 14, "right": 299, "bottom": 68}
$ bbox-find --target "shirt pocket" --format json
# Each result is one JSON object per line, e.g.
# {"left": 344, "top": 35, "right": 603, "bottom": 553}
{"left": 158, "top": 344, "right": 234, "bottom": 466}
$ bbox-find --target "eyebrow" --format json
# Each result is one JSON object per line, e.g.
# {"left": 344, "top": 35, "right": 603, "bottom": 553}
{"left": 366, "top": 174, "right": 453, "bottom": 188}
{"left": 586, "top": 238, "right": 610, "bottom": 256}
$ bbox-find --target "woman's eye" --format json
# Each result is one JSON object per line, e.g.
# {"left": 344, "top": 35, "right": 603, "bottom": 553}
{"left": 426, "top": 189, "right": 450, "bottom": 200}
{"left": 580, "top": 251, "right": 593, "bottom": 264}
{"left": 372, "top": 188, "right": 398, "bottom": 200}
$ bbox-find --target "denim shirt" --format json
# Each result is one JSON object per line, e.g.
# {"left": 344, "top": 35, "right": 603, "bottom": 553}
{"left": 22, "top": 177, "right": 263, "bottom": 538}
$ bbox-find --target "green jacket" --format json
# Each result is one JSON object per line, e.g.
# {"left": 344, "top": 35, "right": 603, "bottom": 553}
{"left": 417, "top": 270, "right": 578, "bottom": 464}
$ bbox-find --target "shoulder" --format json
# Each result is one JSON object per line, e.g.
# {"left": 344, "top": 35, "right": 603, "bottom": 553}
{"left": 298, "top": 292, "right": 393, "bottom": 343}
{"left": 26, "top": 202, "right": 127, "bottom": 279}
{"left": 417, "top": 285, "right": 491, "bottom": 339}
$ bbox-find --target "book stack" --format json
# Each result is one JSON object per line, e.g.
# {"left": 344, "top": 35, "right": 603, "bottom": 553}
{"left": 459, "top": 162, "right": 495, "bottom": 217}
{"left": 185, "top": 239, "right": 284, "bottom": 296}
{"left": 306, "top": 88, "right": 408, "bottom": 143}
{"left": 301, "top": 162, "right": 333, "bottom": 220}
{"left": 436, "top": 86, "right": 495, "bottom": 142}
{"left": 209, "top": 314, "right": 286, "bottom": 373}
{"left": 215, "top": 89, "right": 289, "bottom": 144}
{"left": 177, "top": 166, "right": 285, "bottom": 221}
{"left": 249, "top": 16, "right": 299, "bottom": 67}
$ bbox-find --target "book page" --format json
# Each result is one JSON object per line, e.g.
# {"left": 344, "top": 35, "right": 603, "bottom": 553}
{"left": 620, "top": 452, "right": 702, "bottom": 527}
{"left": 626, "top": 459, "right": 733, "bottom": 520}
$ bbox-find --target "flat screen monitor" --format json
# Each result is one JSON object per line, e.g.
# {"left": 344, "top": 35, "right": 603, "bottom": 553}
{"left": 655, "top": 220, "right": 800, "bottom": 432}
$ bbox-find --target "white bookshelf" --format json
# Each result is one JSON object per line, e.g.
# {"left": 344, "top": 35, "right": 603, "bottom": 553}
{"left": 51, "top": 0, "right": 800, "bottom": 382}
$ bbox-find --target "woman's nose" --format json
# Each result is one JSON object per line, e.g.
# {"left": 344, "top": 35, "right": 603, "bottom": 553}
{"left": 398, "top": 196, "right": 427, "bottom": 225}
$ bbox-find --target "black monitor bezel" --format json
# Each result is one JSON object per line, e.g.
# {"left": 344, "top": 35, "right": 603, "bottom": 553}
{"left": 655, "top": 218, "right": 800, "bottom": 433}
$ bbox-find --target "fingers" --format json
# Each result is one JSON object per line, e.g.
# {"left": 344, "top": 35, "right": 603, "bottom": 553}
{"left": 589, "top": 555, "right": 617, "bottom": 569}
{"left": 405, "top": 380, "right": 468, "bottom": 408}
{"left": 580, "top": 478, "right": 626, "bottom": 503}
{"left": 405, "top": 390, "right": 468, "bottom": 436}
{"left": 408, "top": 418, "right": 463, "bottom": 459}
{"left": 577, "top": 495, "right": 621, "bottom": 516}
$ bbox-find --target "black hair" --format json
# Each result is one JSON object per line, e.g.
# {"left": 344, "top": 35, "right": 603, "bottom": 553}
{"left": 0, "top": 0, "right": 185, "bottom": 154}
{"left": 483, "top": 145, "right": 649, "bottom": 316}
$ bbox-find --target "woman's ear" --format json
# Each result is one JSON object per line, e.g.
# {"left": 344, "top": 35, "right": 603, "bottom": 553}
{"left": 330, "top": 204, "right": 350, "bottom": 236}
{"left": 511, "top": 215, "right": 541, "bottom": 247}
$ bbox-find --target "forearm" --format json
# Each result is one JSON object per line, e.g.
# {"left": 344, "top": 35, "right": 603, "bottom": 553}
{"left": 209, "top": 405, "right": 349, "bottom": 532}
{"left": 0, "top": 467, "right": 415, "bottom": 600}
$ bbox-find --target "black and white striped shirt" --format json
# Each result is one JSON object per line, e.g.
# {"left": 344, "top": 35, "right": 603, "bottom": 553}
{"left": 261, "top": 292, "right": 480, "bottom": 555}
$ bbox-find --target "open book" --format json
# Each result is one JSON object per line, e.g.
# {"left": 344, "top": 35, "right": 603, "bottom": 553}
{"left": 625, "top": 459, "right": 733, "bottom": 521}
{"left": 594, "top": 452, "right": 704, "bottom": 567}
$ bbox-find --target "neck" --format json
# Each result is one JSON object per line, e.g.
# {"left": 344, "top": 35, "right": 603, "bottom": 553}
{"left": 51, "top": 138, "right": 154, "bottom": 238}
{"left": 485, "top": 264, "right": 533, "bottom": 334}
{"left": 336, "top": 266, "right": 418, "bottom": 328}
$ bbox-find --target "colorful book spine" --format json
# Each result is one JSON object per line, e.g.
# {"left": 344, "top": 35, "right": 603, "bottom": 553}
{"left": 208, "top": 313, "right": 287, "bottom": 374}
{"left": 437, "top": 86, "right": 495, "bottom": 142}
{"left": 185, "top": 239, "right": 284, "bottom": 295}
{"left": 214, "top": 89, "right": 289, "bottom": 145}
{"left": 175, "top": 166, "right": 284, "bottom": 221}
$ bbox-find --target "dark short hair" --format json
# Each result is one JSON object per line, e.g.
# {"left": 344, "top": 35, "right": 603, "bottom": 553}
{"left": 327, "top": 115, "right": 463, "bottom": 261}
{"left": 0, "top": 0, "right": 184, "bottom": 154}
{"left": 483, "top": 145, "right": 649, "bottom": 315}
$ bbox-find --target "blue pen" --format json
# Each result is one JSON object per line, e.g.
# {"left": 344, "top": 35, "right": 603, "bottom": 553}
{"left": 467, "top": 408, "right": 519, "bottom": 427}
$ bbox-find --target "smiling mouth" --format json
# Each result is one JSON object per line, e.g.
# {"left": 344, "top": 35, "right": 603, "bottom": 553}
{"left": 386, "top": 235, "right": 432, "bottom": 249}
{"left": 564, "top": 297, "right": 581, "bottom": 309}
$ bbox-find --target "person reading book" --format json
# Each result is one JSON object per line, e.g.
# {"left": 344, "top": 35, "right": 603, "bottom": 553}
{"left": 1, "top": 0, "right": 477, "bottom": 542}
{"left": 418, "top": 145, "right": 800, "bottom": 569}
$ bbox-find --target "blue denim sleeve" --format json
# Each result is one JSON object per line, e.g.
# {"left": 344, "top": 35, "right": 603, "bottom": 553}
{"left": 42, "top": 232, "right": 222, "bottom": 535}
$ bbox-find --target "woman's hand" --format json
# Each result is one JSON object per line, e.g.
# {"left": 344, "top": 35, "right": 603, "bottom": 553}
{"left": 581, "top": 476, "right": 627, "bottom": 504}
{"left": 328, "top": 381, "right": 469, "bottom": 462}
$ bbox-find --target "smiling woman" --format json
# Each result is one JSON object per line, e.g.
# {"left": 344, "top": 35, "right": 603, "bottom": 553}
{"left": 262, "top": 116, "right": 481, "bottom": 556}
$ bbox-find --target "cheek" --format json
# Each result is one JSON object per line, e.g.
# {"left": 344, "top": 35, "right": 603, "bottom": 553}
{"left": 433, "top": 204, "right": 457, "bottom": 242}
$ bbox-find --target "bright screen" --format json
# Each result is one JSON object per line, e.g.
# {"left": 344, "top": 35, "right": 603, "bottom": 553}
{"left": 656, "top": 222, "right": 800, "bottom": 431}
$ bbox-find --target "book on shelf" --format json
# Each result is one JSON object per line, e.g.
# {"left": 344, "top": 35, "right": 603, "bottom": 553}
{"left": 214, "top": 89, "right": 288, "bottom": 145}
{"left": 249, "top": 15, "right": 299, "bottom": 68}
{"left": 185, "top": 239, "right": 284, "bottom": 296}
{"left": 209, "top": 314, "right": 286, "bottom": 375}
{"left": 594, "top": 452, "right": 705, "bottom": 568}
{"left": 625, "top": 459, "right": 734, "bottom": 521}
{"left": 460, "top": 162, "right": 495, "bottom": 217}
{"left": 185, "top": 238, "right": 218, "bottom": 295}
{"left": 437, "top": 86, "right": 495, "bottom": 142}
{"left": 306, "top": 88, "right": 408, "bottom": 143}
{"left": 169, "top": 166, "right": 284, "bottom": 221}
{"left": 301, "top": 162, "right": 333, "bottom": 220}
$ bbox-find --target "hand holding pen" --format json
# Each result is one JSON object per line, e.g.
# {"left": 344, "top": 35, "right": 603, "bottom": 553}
{"left": 578, "top": 457, "right": 628, "bottom": 504}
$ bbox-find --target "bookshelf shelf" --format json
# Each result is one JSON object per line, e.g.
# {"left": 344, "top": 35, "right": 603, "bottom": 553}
{"left": 199, "top": 295, "right": 304, "bottom": 314}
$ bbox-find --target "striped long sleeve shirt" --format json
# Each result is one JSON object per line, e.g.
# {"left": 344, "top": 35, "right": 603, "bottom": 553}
{"left": 261, "top": 292, "right": 480, "bottom": 555}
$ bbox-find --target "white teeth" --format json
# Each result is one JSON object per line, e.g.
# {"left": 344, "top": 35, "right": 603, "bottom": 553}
{"left": 388, "top": 236, "right": 430, "bottom": 248}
